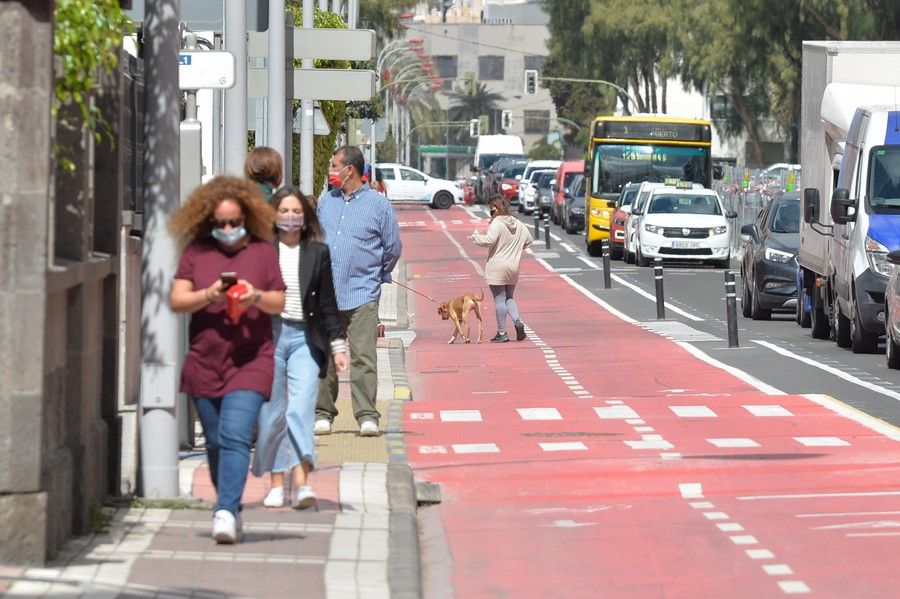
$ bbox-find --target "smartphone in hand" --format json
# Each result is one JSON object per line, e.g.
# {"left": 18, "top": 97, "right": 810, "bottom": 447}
{"left": 220, "top": 272, "right": 237, "bottom": 289}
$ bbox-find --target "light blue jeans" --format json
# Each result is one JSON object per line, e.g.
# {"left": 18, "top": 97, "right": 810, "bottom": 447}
{"left": 252, "top": 319, "right": 320, "bottom": 476}
{"left": 489, "top": 284, "right": 521, "bottom": 333}
{"left": 194, "top": 390, "right": 265, "bottom": 515}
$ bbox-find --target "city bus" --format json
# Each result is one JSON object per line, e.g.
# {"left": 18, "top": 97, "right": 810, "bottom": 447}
{"left": 584, "top": 115, "right": 714, "bottom": 256}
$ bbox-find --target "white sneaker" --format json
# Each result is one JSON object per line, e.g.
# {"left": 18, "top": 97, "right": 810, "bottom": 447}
{"left": 292, "top": 485, "right": 317, "bottom": 510}
{"left": 314, "top": 419, "right": 332, "bottom": 435}
{"left": 263, "top": 487, "right": 284, "bottom": 508}
{"left": 212, "top": 510, "right": 236, "bottom": 544}
{"left": 359, "top": 420, "right": 380, "bottom": 437}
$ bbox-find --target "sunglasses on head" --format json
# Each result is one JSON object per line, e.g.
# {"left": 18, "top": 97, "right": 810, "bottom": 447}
{"left": 211, "top": 218, "right": 244, "bottom": 228}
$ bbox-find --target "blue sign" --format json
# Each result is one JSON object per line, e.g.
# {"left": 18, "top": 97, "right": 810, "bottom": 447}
{"left": 178, "top": 54, "right": 191, "bottom": 66}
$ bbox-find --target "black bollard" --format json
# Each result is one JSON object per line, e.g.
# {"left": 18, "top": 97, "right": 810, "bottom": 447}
{"left": 534, "top": 210, "right": 540, "bottom": 241}
{"left": 544, "top": 215, "right": 551, "bottom": 250}
{"left": 601, "top": 239, "right": 612, "bottom": 289}
{"left": 725, "top": 270, "right": 739, "bottom": 347}
{"left": 654, "top": 258, "right": 666, "bottom": 319}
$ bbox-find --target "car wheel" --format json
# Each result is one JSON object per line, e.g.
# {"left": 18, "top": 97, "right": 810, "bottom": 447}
{"left": 810, "top": 288, "right": 830, "bottom": 340}
{"left": 796, "top": 287, "right": 811, "bottom": 328}
{"left": 623, "top": 245, "right": 634, "bottom": 264}
{"left": 749, "top": 276, "right": 771, "bottom": 320}
{"left": 432, "top": 191, "right": 454, "bottom": 210}
{"left": 850, "top": 294, "right": 879, "bottom": 353}
{"left": 741, "top": 269, "right": 752, "bottom": 318}
{"left": 834, "top": 298, "right": 851, "bottom": 348}
{"left": 887, "top": 307, "right": 900, "bottom": 369}
{"left": 518, "top": 203, "right": 523, "bottom": 213}
{"left": 587, "top": 240, "right": 602, "bottom": 257}
{"left": 636, "top": 246, "right": 650, "bottom": 267}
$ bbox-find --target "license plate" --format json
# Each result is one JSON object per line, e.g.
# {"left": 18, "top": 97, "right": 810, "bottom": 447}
{"left": 671, "top": 241, "right": 700, "bottom": 249}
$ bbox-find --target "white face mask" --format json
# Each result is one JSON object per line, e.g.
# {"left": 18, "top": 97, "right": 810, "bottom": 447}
{"left": 276, "top": 213, "right": 304, "bottom": 233}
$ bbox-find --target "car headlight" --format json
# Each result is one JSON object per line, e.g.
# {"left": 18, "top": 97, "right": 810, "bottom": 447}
{"left": 571, "top": 206, "right": 585, "bottom": 214}
{"left": 643, "top": 223, "right": 660, "bottom": 233}
{"left": 866, "top": 236, "right": 892, "bottom": 278}
{"left": 764, "top": 247, "right": 794, "bottom": 263}
{"left": 590, "top": 208, "right": 602, "bottom": 216}
{"left": 501, "top": 183, "right": 511, "bottom": 191}
{"left": 710, "top": 225, "right": 727, "bottom": 235}
{"left": 601, "top": 210, "right": 610, "bottom": 219}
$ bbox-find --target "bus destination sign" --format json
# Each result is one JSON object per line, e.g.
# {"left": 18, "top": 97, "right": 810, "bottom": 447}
{"left": 595, "top": 121, "right": 709, "bottom": 143}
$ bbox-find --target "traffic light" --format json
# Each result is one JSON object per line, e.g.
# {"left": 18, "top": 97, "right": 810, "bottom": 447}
{"left": 469, "top": 118, "right": 480, "bottom": 137}
{"left": 501, "top": 109, "right": 512, "bottom": 130}
{"left": 524, "top": 69, "right": 539, "bottom": 95}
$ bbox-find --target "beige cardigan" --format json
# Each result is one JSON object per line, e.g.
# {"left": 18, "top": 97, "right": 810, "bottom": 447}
{"left": 471, "top": 215, "right": 533, "bottom": 285}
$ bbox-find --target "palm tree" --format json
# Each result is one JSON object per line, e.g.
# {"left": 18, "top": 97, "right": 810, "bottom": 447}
{"left": 446, "top": 81, "right": 506, "bottom": 137}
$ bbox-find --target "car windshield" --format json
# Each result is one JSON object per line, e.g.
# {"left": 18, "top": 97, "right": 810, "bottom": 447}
{"left": 534, "top": 172, "right": 554, "bottom": 188}
{"left": 647, "top": 193, "right": 722, "bottom": 215}
{"left": 592, "top": 144, "right": 711, "bottom": 194}
{"left": 769, "top": 200, "right": 800, "bottom": 233}
{"left": 563, "top": 172, "right": 580, "bottom": 189}
{"left": 621, "top": 188, "right": 638, "bottom": 206}
{"left": 504, "top": 165, "right": 526, "bottom": 178}
{"left": 869, "top": 147, "right": 900, "bottom": 213}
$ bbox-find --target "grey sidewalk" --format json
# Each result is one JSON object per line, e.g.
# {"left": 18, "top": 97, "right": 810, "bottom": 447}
{"left": 0, "top": 278, "right": 418, "bottom": 599}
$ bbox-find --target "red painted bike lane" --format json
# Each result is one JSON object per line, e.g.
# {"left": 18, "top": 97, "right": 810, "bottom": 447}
{"left": 398, "top": 206, "right": 900, "bottom": 597}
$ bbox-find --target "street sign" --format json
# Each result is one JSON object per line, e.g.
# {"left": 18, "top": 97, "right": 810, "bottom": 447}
{"left": 248, "top": 29, "right": 376, "bottom": 61}
{"left": 127, "top": 1, "right": 269, "bottom": 32}
{"left": 248, "top": 68, "right": 376, "bottom": 101}
{"left": 178, "top": 51, "right": 235, "bottom": 90}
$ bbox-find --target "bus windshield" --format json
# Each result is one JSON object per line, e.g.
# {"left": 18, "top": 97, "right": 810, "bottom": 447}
{"left": 591, "top": 144, "right": 710, "bottom": 195}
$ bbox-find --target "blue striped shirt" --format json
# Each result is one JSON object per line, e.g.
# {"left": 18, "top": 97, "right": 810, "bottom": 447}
{"left": 317, "top": 183, "right": 402, "bottom": 311}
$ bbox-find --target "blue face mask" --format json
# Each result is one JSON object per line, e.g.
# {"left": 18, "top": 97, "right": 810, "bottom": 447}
{"left": 211, "top": 225, "right": 247, "bottom": 246}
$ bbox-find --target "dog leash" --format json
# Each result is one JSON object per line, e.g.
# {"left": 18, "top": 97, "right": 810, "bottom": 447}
{"left": 392, "top": 280, "right": 437, "bottom": 303}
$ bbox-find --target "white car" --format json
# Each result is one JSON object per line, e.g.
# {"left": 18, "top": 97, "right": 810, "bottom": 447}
{"left": 518, "top": 160, "right": 562, "bottom": 208}
{"left": 376, "top": 163, "right": 463, "bottom": 209}
{"left": 633, "top": 187, "right": 737, "bottom": 268}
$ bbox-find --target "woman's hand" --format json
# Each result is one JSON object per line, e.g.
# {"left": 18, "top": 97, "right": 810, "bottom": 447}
{"left": 334, "top": 352, "right": 349, "bottom": 374}
{"left": 236, "top": 279, "right": 260, "bottom": 310}
{"left": 206, "top": 279, "right": 227, "bottom": 304}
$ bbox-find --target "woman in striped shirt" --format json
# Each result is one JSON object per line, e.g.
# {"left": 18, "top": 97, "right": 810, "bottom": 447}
{"left": 252, "top": 187, "right": 348, "bottom": 509}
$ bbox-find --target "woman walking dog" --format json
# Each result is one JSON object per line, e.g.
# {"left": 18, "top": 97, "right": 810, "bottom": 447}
{"left": 471, "top": 196, "right": 533, "bottom": 343}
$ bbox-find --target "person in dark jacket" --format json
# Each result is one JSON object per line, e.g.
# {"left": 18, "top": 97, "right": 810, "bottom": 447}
{"left": 252, "top": 186, "right": 348, "bottom": 509}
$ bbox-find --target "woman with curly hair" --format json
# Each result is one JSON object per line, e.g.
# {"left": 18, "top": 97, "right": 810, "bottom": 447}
{"left": 169, "top": 175, "right": 286, "bottom": 544}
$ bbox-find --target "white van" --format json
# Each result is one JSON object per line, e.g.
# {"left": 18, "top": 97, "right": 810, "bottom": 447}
{"left": 473, "top": 135, "right": 525, "bottom": 202}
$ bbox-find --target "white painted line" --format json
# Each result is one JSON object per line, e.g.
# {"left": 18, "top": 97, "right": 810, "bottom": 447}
{"left": 708, "top": 438, "right": 760, "bottom": 448}
{"left": 625, "top": 439, "right": 674, "bottom": 450}
{"left": 739, "top": 491, "right": 900, "bottom": 501}
{"left": 753, "top": 340, "right": 900, "bottom": 403}
{"left": 567, "top": 385, "right": 585, "bottom": 391}
{"left": 560, "top": 274, "right": 635, "bottom": 323}
{"left": 797, "top": 511, "right": 900, "bottom": 518}
{"left": 410, "top": 412, "right": 434, "bottom": 420}
{"left": 670, "top": 405, "right": 718, "bottom": 418}
{"left": 660, "top": 452, "right": 682, "bottom": 460}
{"left": 794, "top": 436, "right": 850, "bottom": 447}
{"left": 689, "top": 501, "right": 714, "bottom": 509}
{"left": 763, "top": 564, "right": 794, "bottom": 576}
{"left": 634, "top": 426, "right": 655, "bottom": 433}
{"left": 610, "top": 274, "right": 704, "bottom": 321}
{"left": 472, "top": 390, "right": 508, "bottom": 395}
{"left": 573, "top": 391, "right": 592, "bottom": 396}
{"left": 594, "top": 406, "right": 640, "bottom": 419}
{"left": 452, "top": 443, "right": 500, "bottom": 454}
{"left": 746, "top": 549, "right": 775, "bottom": 560}
{"left": 846, "top": 532, "right": 900, "bottom": 537}
{"left": 432, "top": 210, "right": 485, "bottom": 276}
{"left": 717, "top": 523, "right": 745, "bottom": 532}
{"left": 703, "top": 512, "right": 729, "bottom": 520}
{"left": 576, "top": 256, "right": 600, "bottom": 269}
{"left": 802, "top": 393, "right": 900, "bottom": 442}
{"left": 607, "top": 400, "right": 625, "bottom": 405}
{"left": 743, "top": 405, "right": 793, "bottom": 417}
{"left": 777, "top": 581, "right": 811, "bottom": 594}
{"left": 625, "top": 419, "right": 645, "bottom": 425}
{"left": 517, "top": 408, "right": 562, "bottom": 421}
{"left": 539, "top": 442, "right": 588, "bottom": 452}
{"left": 560, "top": 242, "right": 577, "bottom": 253}
{"left": 679, "top": 483, "right": 704, "bottom": 499}
{"left": 729, "top": 535, "right": 759, "bottom": 545}
{"left": 675, "top": 341, "right": 785, "bottom": 395}
{"left": 440, "top": 410, "right": 482, "bottom": 422}
{"left": 418, "top": 446, "right": 447, "bottom": 454}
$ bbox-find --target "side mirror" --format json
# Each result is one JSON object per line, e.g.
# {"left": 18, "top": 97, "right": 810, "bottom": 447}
{"left": 887, "top": 249, "right": 900, "bottom": 265}
{"left": 740, "top": 223, "right": 757, "bottom": 239}
{"left": 551, "top": 184, "right": 559, "bottom": 192}
{"left": 632, "top": 207, "right": 643, "bottom": 216}
{"left": 831, "top": 187, "right": 857, "bottom": 224}
{"left": 725, "top": 210, "right": 738, "bottom": 219}
{"left": 803, "top": 187, "right": 819, "bottom": 224}
{"left": 563, "top": 191, "right": 571, "bottom": 199}
{"left": 713, "top": 165, "right": 724, "bottom": 180}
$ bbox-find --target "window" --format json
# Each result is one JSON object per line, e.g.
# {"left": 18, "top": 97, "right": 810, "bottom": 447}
{"left": 433, "top": 55, "right": 457, "bottom": 91}
{"left": 400, "top": 168, "right": 426, "bottom": 182}
{"left": 524, "top": 110, "right": 549, "bottom": 134}
{"left": 478, "top": 55, "right": 504, "bottom": 80}
{"left": 380, "top": 168, "right": 396, "bottom": 180}
{"left": 524, "top": 55, "right": 546, "bottom": 72}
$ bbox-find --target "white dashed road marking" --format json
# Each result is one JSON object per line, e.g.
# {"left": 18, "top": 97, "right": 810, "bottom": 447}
{"left": 670, "top": 405, "right": 718, "bottom": 418}
{"left": 452, "top": 443, "right": 500, "bottom": 454}
{"left": 439, "top": 410, "right": 482, "bottom": 422}
{"left": 517, "top": 408, "right": 562, "bottom": 421}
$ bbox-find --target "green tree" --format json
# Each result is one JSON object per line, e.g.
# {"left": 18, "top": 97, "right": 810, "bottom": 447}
{"left": 446, "top": 81, "right": 505, "bottom": 134}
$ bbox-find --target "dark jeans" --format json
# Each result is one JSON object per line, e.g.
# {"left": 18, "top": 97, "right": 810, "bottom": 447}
{"left": 194, "top": 390, "right": 265, "bottom": 515}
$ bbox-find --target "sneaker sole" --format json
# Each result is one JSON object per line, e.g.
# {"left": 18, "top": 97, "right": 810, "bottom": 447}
{"left": 313, "top": 425, "right": 332, "bottom": 435}
{"left": 360, "top": 429, "right": 380, "bottom": 437}
{"left": 515, "top": 325, "right": 526, "bottom": 341}
{"left": 214, "top": 531, "right": 236, "bottom": 544}
{"left": 292, "top": 496, "right": 317, "bottom": 510}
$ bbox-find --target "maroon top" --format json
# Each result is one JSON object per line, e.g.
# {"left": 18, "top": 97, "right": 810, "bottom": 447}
{"left": 175, "top": 237, "right": 286, "bottom": 399}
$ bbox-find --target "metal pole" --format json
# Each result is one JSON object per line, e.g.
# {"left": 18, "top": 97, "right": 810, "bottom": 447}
{"left": 299, "top": 0, "right": 314, "bottom": 194}
{"left": 348, "top": 0, "right": 358, "bottom": 28}
{"left": 533, "top": 210, "right": 540, "bottom": 241}
{"left": 224, "top": 0, "right": 248, "bottom": 175}
{"left": 445, "top": 106, "right": 450, "bottom": 178}
{"left": 267, "top": 0, "right": 286, "bottom": 181}
{"left": 140, "top": 0, "right": 181, "bottom": 498}
{"left": 283, "top": 14, "right": 295, "bottom": 185}
{"left": 725, "top": 270, "right": 740, "bottom": 347}
{"left": 654, "top": 258, "right": 666, "bottom": 319}
{"left": 543, "top": 215, "right": 550, "bottom": 250}
{"left": 601, "top": 239, "right": 611, "bottom": 289}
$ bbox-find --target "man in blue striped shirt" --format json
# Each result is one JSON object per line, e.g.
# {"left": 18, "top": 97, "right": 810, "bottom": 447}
{"left": 314, "top": 145, "right": 402, "bottom": 437}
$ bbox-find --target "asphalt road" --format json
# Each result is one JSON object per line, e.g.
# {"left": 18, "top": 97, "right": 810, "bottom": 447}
{"left": 504, "top": 205, "right": 900, "bottom": 428}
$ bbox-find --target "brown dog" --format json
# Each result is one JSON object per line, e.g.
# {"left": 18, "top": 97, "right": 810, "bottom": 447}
{"left": 437, "top": 289, "right": 484, "bottom": 344}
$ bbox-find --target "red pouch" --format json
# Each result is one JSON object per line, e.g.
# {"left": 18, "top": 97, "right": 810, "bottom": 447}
{"left": 226, "top": 283, "right": 248, "bottom": 323}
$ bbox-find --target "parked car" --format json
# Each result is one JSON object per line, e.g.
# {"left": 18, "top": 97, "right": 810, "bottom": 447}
{"left": 551, "top": 160, "right": 585, "bottom": 225}
{"left": 561, "top": 174, "right": 586, "bottom": 234}
{"left": 633, "top": 185, "right": 737, "bottom": 268}
{"left": 610, "top": 183, "right": 641, "bottom": 260}
{"left": 376, "top": 163, "right": 463, "bottom": 209}
{"left": 485, "top": 157, "right": 527, "bottom": 200}
{"left": 521, "top": 169, "right": 555, "bottom": 215}
{"left": 518, "top": 160, "right": 562, "bottom": 208}
{"left": 885, "top": 249, "right": 900, "bottom": 368}
{"left": 739, "top": 192, "right": 801, "bottom": 319}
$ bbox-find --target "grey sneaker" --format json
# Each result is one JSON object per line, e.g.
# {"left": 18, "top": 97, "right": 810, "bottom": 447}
{"left": 314, "top": 419, "right": 332, "bottom": 435}
{"left": 359, "top": 420, "right": 380, "bottom": 437}
{"left": 489, "top": 332, "right": 509, "bottom": 343}
{"left": 514, "top": 320, "right": 526, "bottom": 341}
